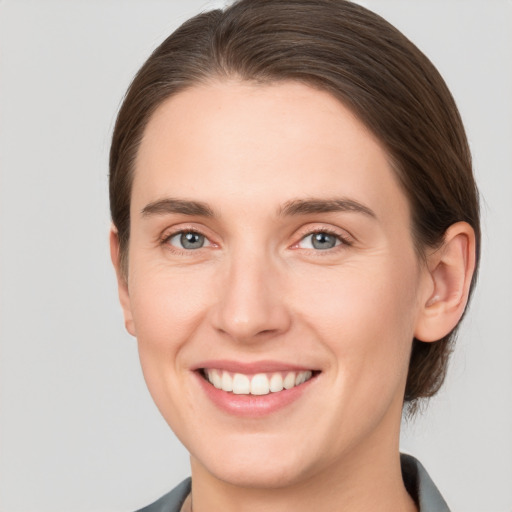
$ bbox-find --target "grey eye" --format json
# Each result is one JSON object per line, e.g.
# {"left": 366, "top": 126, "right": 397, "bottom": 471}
{"left": 300, "top": 232, "right": 340, "bottom": 250}
{"left": 169, "top": 231, "right": 208, "bottom": 250}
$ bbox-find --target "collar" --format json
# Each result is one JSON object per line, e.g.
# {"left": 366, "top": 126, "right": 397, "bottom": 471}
{"left": 401, "top": 453, "right": 451, "bottom": 511}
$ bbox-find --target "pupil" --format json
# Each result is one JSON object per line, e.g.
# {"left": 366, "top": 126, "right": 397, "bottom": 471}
{"left": 181, "top": 232, "right": 204, "bottom": 249}
{"left": 312, "top": 233, "right": 336, "bottom": 250}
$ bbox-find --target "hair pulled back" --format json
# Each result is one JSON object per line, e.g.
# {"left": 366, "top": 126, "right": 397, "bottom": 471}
{"left": 109, "top": 0, "right": 480, "bottom": 408}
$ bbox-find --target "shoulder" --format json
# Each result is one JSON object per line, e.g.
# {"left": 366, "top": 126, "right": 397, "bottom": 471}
{"left": 401, "top": 453, "right": 451, "bottom": 512}
{"left": 135, "top": 478, "right": 191, "bottom": 512}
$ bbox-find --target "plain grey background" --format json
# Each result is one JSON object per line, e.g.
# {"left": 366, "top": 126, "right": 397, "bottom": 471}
{"left": 0, "top": 1, "right": 511, "bottom": 511}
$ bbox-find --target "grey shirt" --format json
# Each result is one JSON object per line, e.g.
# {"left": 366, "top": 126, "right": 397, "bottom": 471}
{"left": 136, "top": 453, "right": 450, "bottom": 512}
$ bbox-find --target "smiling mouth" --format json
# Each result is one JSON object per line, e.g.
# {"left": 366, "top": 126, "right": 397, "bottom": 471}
{"left": 201, "top": 369, "right": 317, "bottom": 395}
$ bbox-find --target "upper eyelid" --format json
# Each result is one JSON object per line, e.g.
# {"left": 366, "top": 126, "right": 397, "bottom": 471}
{"left": 159, "top": 224, "right": 214, "bottom": 243}
{"left": 294, "top": 223, "right": 354, "bottom": 241}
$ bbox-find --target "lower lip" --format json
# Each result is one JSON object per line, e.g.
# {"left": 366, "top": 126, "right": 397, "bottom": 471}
{"left": 194, "top": 372, "right": 317, "bottom": 418}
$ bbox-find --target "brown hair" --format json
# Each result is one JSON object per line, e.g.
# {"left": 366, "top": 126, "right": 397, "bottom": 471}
{"left": 109, "top": 0, "right": 480, "bottom": 408}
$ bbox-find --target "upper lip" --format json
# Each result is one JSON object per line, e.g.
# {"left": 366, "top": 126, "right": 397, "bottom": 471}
{"left": 192, "top": 359, "right": 318, "bottom": 374}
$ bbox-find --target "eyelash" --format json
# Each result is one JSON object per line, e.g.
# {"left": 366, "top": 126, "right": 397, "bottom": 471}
{"left": 293, "top": 228, "right": 353, "bottom": 252}
{"left": 159, "top": 226, "right": 353, "bottom": 254}
{"left": 159, "top": 228, "right": 212, "bottom": 255}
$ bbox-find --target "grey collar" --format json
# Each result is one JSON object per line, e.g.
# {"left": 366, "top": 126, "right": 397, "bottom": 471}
{"left": 401, "top": 453, "right": 451, "bottom": 511}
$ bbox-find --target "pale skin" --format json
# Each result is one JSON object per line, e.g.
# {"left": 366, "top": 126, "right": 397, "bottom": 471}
{"left": 111, "top": 81, "right": 476, "bottom": 512}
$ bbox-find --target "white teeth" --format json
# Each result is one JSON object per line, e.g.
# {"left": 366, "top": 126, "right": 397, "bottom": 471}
{"left": 232, "top": 373, "right": 251, "bottom": 394}
{"left": 295, "top": 370, "right": 312, "bottom": 386}
{"left": 283, "top": 372, "right": 296, "bottom": 389}
{"left": 210, "top": 369, "right": 222, "bottom": 389}
{"left": 206, "top": 369, "right": 314, "bottom": 395}
{"left": 251, "top": 373, "right": 270, "bottom": 395}
{"left": 269, "top": 373, "right": 284, "bottom": 392}
{"left": 221, "top": 371, "right": 233, "bottom": 392}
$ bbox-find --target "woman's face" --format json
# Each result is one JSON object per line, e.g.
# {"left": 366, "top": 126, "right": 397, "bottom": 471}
{"left": 117, "top": 81, "right": 432, "bottom": 488}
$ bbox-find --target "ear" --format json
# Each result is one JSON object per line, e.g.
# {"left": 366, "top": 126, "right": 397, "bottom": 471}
{"left": 110, "top": 226, "right": 136, "bottom": 336}
{"left": 414, "top": 222, "right": 477, "bottom": 342}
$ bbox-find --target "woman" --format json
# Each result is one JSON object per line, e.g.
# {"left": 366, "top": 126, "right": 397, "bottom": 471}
{"left": 109, "top": 1, "right": 479, "bottom": 510}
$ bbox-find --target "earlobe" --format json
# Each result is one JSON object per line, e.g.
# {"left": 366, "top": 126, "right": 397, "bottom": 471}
{"left": 109, "top": 226, "right": 136, "bottom": 337}
{"left": 415, "top": 222, "right": 476, "bottom": 342}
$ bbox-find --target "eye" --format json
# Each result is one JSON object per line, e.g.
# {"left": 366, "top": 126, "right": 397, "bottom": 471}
{"left": 298, "top": 231, "right": 342, "bottom": 250}
{"left": 167, "top": 231, "right": 211, "bottom": 250}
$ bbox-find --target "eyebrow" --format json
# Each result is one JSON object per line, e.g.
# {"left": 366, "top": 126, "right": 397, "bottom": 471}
{"left": 279, "top": 198, "right": 376, "bottom": 218}
{"left": 140, "top": 197, "right": 376, "bottom": 220}
{"left": 141, "top": 198, "right": 214, "bottom": 218}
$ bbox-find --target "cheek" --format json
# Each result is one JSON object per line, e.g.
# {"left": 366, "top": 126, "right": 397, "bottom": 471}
{"left": 127, "top": 264, "right": 214, "bottom": 394}
{"left": 294, "top": 255, "right": 421, "bottom": 392}
{"left": 130, "top": 262, "right": 212, "bottom": 342}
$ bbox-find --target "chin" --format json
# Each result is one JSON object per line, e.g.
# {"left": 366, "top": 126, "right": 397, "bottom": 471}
{"left": 198, "top": 452, "right": 310, "bottom": 489}
{"left": 186, "top": 425, "right": 333, "bottom": 491}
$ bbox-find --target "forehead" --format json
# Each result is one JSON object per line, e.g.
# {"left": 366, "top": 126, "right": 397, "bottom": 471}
{"left": 133, "top": 80, "right": 410, "bottom": 225}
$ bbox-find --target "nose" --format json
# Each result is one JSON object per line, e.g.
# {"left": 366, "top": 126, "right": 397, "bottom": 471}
{"left": 210, "top": 248, "right": 292, "bottom": 343}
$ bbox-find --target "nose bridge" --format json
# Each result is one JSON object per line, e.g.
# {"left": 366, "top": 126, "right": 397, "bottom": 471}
{"left": 212, "top": 242, "right": 290, "bottom": 342}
